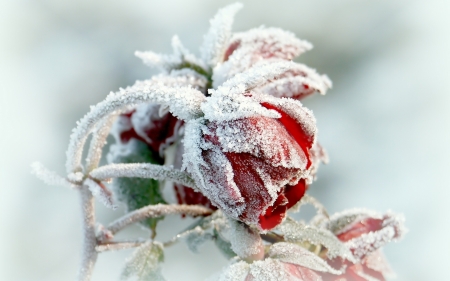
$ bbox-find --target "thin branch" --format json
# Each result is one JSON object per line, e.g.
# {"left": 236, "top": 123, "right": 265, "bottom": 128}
{"left": 96, "top": 241, "right": 146, "bottom": 252}
{"left": 65, "top": 85, "right": 205, "bottom": 174}
{"left": 106, "top": 204, "right": 213, "bottom": 236}
{"left": 85, "top": 113, "right": 118, "bottom": 173}
{"left": 77, "top": 186, "right": 98, "bottom": 281}
{"left": 89, "top": 163, "right": 198, "bottom": 189}
{"left": 31, "top": 162, "right": 79, "bottom": 189}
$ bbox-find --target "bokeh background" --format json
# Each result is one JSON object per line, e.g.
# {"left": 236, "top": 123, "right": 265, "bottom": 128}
{"left": 1, "top": 0, "right": 449, "bottom": 280}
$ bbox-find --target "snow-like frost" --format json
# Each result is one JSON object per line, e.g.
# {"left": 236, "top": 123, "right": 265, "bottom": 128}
{"left": 89, "top": 163, "right": 197, "bottom": 190}
{"left": 65, "top": 81, "right": 205, "bottom": 173}
{"left": 200, "top": 3, "right": 243, "bottom": 67}
{"left": 345, "top": 223, "right": 400, "bottom": 260}
{"left": 85, "top": 113, "right": 118, "bottom": 173}
{"left": 276, "top": 217, "right": 355, "bottom": 262}
{"left": 213, "top": 261, "right": 249, "bottom": 281}
{"left": 184, "top": 226, "right": 213, "bottom": 253}
{"left": 121, "top": 241, "right": 165, "bottom": 281}
{"left": 31, "top": 162, "right": 79, "bottom": 189}
{"left": 85, "top": 178, "right": 116, "bottom": 209}
{"left": 269, "top": 242, "right": 344, "bottom": 274}
{"left": 325, "top": 208, "right": 382, "bottom": 234}
{"left": 212, "top": 27, "right": 313, "bottom": 87}
{"left": 227, "top": 219, "right": 263, "bottom": 258}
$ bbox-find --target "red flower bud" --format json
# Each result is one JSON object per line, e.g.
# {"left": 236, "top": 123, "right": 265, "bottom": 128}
{"left": 185, "top": 94, "right": 317, "bottom": 230}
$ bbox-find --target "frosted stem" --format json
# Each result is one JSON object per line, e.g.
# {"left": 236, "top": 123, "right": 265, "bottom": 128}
{"left": 89, "top": 163, "right": 198, "bottom": 189}
{"left": 65, "top": 85, "right": 205, "bottom": 174}
{"left": 85, "top": 113, "right": 118, "bottom": 173}
{"left": 96, "top": 241, "right": 145, "bottom": 252}
{"left": 106, "top": 204, "right": 213, "bottom": 235}
{"left": 77, "top": 186, "right": 98, "bottom": 281}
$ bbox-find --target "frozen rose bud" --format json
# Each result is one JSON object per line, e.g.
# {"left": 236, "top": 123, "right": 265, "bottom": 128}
{"left": 114, "top": 103, "right": 183, "bottom": 157}
{"left": 185, "top": 93, "right": 317, "bottom": 230}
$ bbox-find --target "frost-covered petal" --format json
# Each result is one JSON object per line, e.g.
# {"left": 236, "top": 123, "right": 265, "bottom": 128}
{"left": 325, "top": 209, "right": 406, "bottom": 261}
{"left": 213, "top": 27, "right": 313, "bottom": 87}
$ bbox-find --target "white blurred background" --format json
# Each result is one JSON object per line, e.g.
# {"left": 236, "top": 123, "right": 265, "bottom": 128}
{"left": 1, "top": 0, "right": 449, "bottom": 280}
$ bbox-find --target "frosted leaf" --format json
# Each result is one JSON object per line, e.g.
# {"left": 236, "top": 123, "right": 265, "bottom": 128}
{"left": 324, "top": 208, "right": 382, "bottom": 234}
{"left": 184, "top": 226, "right": 213, "bottom": 253}
{"left": 227, "top": 219, "right": 263, "bottom": 259}
{"left": 269, "top": 242, "right": 344, "bottom": 275}
{"left": 213, "top": 261, "right": 250, "bottom": 281}
{"left": 84, "top": 178, "right": 116, "bottom": 209}
{"left": 66, "top": 80, "right": 205, "bottom": 173}
{"left": 213, "top": 27, "right": 313, "bottom": 86}
{"left": 213, "top": 229, "right": 236, "bottom": 259}
{"left": 31, "top": 162, "right": 78, "bottom": 189}
{"left": 121, "top": 241, "right": 165, "bottom": 281}
{"left": 200, "top": 3, "right": 243, "bottom": 67}
{"left": 171, "top": 35, "right": 208, "bottom": 71}
{"left": 276, "top": 217, "right": 355, "bottom": 262}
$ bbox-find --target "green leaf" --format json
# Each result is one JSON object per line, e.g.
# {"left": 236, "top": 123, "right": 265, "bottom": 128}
{"left": 213, "top": 229, "right": 236, "bottom": 259}
{"left": 121, "top": 241, "right": 165, "bottom": 281}
{"left": 112, "top": 140, "right": 167, "bottom": 235}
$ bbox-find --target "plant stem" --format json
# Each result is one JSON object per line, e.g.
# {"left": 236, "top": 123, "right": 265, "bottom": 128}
{"left": 105, "top": 204, "right": 213, "bottom": 236}
{"left": 96, "top": 241, "right": 145, "bottom": 252}
{"left": 77, "top": 186, "right": 98, "bottom": 281}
